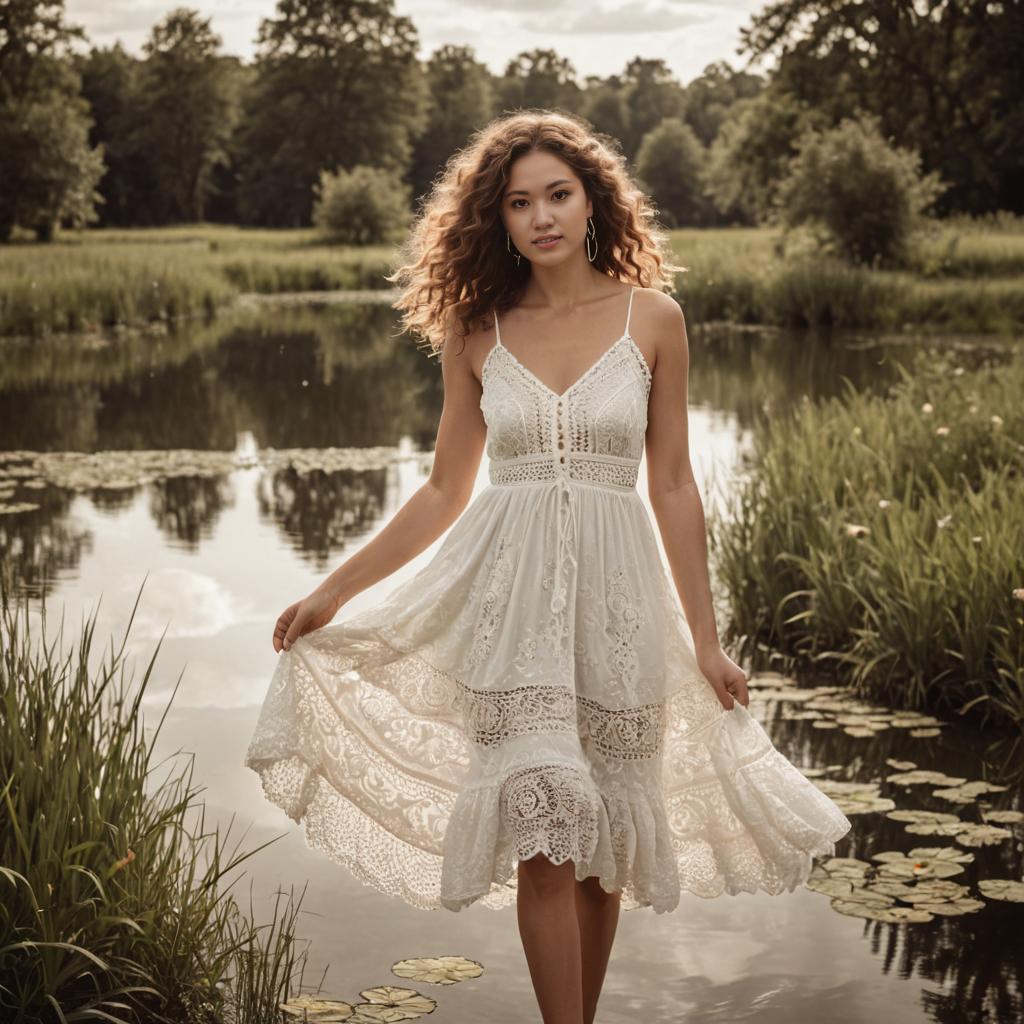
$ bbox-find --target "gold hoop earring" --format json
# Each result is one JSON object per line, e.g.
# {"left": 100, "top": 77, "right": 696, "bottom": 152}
{"left": 506, "top": 231, "right": 521, "bottom": 267}
{"left": 586, "top": 217, "right": 597, "bottom": 263}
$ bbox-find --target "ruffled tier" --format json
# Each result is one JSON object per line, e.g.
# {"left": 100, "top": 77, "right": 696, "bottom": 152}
{"left": 246, "top": 482, "right": 851, "bottom": 912}
{"left": 245, "top": 622, "right": 852, "bottom": 915}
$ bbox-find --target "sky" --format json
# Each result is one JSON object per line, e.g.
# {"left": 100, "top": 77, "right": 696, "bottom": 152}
{"left": 64, "top": 0, "right": 771, "bottom": 87}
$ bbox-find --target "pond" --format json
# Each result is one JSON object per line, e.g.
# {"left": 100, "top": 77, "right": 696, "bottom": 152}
{"left": 2, "top": 299, "right": 1021, "bottom": 1024}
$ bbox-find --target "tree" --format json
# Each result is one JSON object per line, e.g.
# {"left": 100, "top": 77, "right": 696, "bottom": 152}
{"left": 739, "top": 0, "right": 1024, "bottom": 215}
{"left": 0, "top": 1, "right": 104, "bottom": 240}
{"left": 704, "top": 88, "right": 826, "bottom": 225}
{"left": 409, "top": 45, "right": 492, "bottom": 206}
{"left": 233, "top": 0, "right": 428, "bottom": 227}
{"left": 135, "top": 9, "right": 238, "bottom": 222}
{"left": 681, "top": 60, "right": 765, "bottom": 147}
{"left": 495, "top": 49, "right": 582, "bottom": 115}
{"left": 619, "top": 58, "right": 686, "bottom": 158}
{"left": 635, "top": 117, "right": 713, "bottom": 228}
{"left": 777, "top": 113, "right": 947, "bottom": 267}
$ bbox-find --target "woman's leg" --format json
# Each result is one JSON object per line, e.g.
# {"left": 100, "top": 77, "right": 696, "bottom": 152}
{"left": 574, "top": 876, "right": 621, "bottom": 1024}
{"left": 516, "top": 852, "right": 585, "bottom": 1024}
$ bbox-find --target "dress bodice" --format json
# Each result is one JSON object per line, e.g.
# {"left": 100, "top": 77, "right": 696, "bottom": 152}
{"left": 479, "top": 286, "right": 652, "bottom": 491}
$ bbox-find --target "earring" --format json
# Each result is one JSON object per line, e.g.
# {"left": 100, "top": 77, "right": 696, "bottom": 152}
{"left": 586, "top": 217, "right": 597, "bottom": 262}
{"left": 506, "top": 231, "right": 521, "bottom": 267}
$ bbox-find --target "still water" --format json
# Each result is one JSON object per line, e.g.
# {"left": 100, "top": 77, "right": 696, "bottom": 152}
{"left": 2, "top": 299, "right": 1021, "bottom": 1024}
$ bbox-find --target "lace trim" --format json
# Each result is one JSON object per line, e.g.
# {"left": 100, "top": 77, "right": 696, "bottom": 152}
{"left": 489, "top": 452, "right": 639, "bottom": 489}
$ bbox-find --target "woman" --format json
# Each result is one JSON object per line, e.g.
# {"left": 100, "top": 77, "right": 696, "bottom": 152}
{"left": 246, "top": 109, "right": 852, "bottom": 1024}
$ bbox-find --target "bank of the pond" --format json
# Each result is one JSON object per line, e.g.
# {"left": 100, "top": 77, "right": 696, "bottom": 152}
{"left": 2, "top": 221, "right": 1024, "bottom": 337}
{"left": 709, "top": 346, "right": 1024, "bottom": 732}
{"left": 0, "top": 583, "right": 312, "bottom": 1022}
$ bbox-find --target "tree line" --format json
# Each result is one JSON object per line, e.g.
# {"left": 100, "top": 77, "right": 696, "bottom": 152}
{"left": 1, "top": 0, "right": 1019, "bottom": 242}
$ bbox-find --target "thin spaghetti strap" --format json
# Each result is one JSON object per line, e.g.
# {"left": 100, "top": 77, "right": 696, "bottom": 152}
{"left": 493, "top": 309, "right": 503, "bottom": 347}
{"left": 624, "top": 286, "right": 637, "bottom": 337}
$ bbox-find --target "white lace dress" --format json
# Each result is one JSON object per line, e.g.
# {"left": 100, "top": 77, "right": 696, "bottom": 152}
{"left": 245, "top": 286, "right": 852, "bottom": 914}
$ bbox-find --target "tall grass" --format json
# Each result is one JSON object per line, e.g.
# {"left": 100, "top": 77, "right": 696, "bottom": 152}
{"left": 0, "top": 580, "right": 312, "bottom": 1023}
{"left": 709, "top": 348, "right": 1024, "bottom": 730}
{"left": 668, "top": 218, "right": 1024, "bottom": 332}
{"left": 0, "top": 226, "right": 397, "bottom": 337}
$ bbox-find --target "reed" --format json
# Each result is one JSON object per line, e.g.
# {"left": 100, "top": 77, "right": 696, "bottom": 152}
{"left": 0, "top": 226, "right": 396, "bottom": 337}
{"left": 0, "top": 579, "right": 312, "bottom": 1023}
{"left": 708, "top": 348, "right": 1024, "bottom": 730}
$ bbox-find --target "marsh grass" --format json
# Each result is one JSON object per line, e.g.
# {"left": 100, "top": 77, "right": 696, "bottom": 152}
{"left": 0, "top": 226, "right": 396, "bottom": 337}
{"left": 709, "top": 348, "right": 1024, "bottom": 730}
{"left": 668, "top": 222, "right": 1024, "bottom": 332}
{"left": 0, "top": 579, "right": 313, "bottom": 1023}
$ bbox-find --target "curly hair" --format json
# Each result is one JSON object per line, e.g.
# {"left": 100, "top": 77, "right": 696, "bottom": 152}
{"left": 386, "top": 108, "right": 686, "bottom": 357}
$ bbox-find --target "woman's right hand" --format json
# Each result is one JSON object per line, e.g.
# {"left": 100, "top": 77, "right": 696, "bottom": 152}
{"left": 273, "top": 588, "right": 342, "bottom": 652}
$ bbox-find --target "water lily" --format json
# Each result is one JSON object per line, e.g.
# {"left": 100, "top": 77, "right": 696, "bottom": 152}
{"left": 921, "top": 402, "right": 934, "bottom": 414}
{"left": 935, "top": 426, "right": 950, "bottom": 436}
{"left": 878, "top": 499, "right": 891, "bottom": 509}
{"left": 1013, "top": 588, "right": 1024, "bottom": 602}
{"left": 991, "top": 414, "right": 1003, "bottom": 427}
{"left": 937, "top": 514, "right": 953, "bottom": 529}
{"left": 845, "top": 523, "right": 870, "bottom": 538}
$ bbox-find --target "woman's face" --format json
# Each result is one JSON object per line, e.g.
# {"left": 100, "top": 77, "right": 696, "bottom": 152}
{"left": 500, "top": 149, "right": 593, "bottom": 265}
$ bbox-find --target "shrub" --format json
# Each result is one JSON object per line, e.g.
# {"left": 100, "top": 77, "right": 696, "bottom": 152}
{"left": 777, "top": 114, "right": 946, "bottom": 268}
{"left": 311, "top": 164, "right": 411, "bottom": 245}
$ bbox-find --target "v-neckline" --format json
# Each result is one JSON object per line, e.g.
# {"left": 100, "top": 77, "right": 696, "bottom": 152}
{"left": 489, "top": 332, "right": 632, "bottom": 400}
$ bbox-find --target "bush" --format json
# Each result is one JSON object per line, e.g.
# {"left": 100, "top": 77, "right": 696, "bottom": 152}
{"left": 635, "top": 117, "right": 714, "bottom": 228}
{"left": 311, "top": 164, "right": 411, "bottom": 245}
{"left": 776, "top": 113, "right": 946, "bottom": 268}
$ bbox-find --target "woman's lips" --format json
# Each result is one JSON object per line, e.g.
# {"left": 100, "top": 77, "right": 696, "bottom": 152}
{"left": 533, "top": 236, "right": 561, "bottom": 248}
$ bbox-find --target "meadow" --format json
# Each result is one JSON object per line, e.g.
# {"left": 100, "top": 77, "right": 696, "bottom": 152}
{"left": 2, "top": 217, "right": 1024, "bottom": 336}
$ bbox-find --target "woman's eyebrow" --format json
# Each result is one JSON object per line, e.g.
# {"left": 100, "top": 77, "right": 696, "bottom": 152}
{"left": 504, "top": 178, "right": 573, "bottom": 198}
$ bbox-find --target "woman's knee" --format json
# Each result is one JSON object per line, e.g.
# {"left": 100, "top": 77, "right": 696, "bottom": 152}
{"left": 518, "top": 852, "right": 576, "bottom": 896}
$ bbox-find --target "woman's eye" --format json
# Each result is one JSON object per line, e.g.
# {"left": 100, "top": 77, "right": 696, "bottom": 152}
{"left": 511, "top": 190, "right": 570, "bottom": 209}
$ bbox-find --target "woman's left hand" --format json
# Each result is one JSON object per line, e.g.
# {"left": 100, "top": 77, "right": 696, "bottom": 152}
{"left": 696, "top": 645, "right": 750, "bottom": 710}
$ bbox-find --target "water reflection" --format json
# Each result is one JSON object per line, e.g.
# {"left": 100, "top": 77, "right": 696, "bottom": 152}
{"left": 3, "top": 303, "right": 1020, "bottom": 1023}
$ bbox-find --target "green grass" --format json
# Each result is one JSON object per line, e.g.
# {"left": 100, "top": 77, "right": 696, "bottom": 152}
{"left": 668, "top": 221, "right": 1024, "bottom": 332}
{"left": 0, "top": 579, "right": 313, "bottom": 1022}
{"left": 708, "top": 347, "right": 1024, "bottom": 730}
{"left": 0, "top": 225, "right": 397, "bottom": 337}
{"left": 3, "top": 218, "right": 1024, "bottom": 337}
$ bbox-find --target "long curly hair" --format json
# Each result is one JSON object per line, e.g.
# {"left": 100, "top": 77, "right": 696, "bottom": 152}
{"left": 386, "top": 108, "right": 686, "bottom": 357}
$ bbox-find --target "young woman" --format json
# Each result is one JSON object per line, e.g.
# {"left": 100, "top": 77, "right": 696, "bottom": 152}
{"left": 246, "top": 110, "right": 852, "bottom": 1024}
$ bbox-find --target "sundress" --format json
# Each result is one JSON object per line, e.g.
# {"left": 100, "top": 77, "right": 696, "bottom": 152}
{"left": 245, "top": 286, "right": 853, "bottom": 914}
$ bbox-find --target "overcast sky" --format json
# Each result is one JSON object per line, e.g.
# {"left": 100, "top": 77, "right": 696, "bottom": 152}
{"left": 64, "top": 0, "right": 771, "bottom": 86}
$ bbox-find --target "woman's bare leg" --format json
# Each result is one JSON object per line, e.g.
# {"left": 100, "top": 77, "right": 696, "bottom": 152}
{"left": 574, "top": 875, "right": 621, "bottom": 1024}
{"left": 516, "top": 852, "right": 585, "bottom": 1024}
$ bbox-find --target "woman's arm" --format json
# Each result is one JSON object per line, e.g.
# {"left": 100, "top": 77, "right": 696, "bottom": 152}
{"left": 276, "top": 322, "right": 488, "bottom": 651}
{"left": 642, "top": 292, "right": 749, "bottom": 708}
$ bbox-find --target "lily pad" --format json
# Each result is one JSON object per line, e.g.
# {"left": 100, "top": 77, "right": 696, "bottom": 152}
{"left": 913, "top": 898, "right": 985, "bottom": 916}
{"left": 349, "top": 986, "right": 437, "bottom": 1021}
{"left": 886, "top": 770, "right": 967, "bottom": 787}
{"left": 955, "top": 824, "right": 1014, "bottom": 847}
{"left": 279, "top": 996, "right": 354, "bottom": 1021}
{"left": 886, "top": 759, "right": 917, "bottom": 771}
{"left": 977, "top": 879, "right": 1024, "bottom": 902}
{"left": 390, "top": 956, "right": 484, "bottom": 985}
{"left": 982, "top": 809, "right": 1024, "bottom": 825}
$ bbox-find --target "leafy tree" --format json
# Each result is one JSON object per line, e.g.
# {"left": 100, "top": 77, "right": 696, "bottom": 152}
{"left": 704, "top": 87, "right": 826, "bottom": 224}
{"left": 495, "top": 49, "right": 582, "bottom": 115}
{"left": 681, "top": 60, "right": 764, "bottom": 147}
{"left": 312, "top": 164, "right": 410, "bottom": 243}
{"left": 134, "top": 9, "right": 238, "bottom": 222}
{"left": 76, "top": 43, "right": 159, "bottom": 225}
{"left": 635, "top": 117, "right": 713, "bottom": 228}
{"left": 740, "top": 0, "right": 1024, "bottom": 215}
{"left": 233, "top": 0, "right": 428, "bottom": 227}
{"left": 0, "top": 1, "right": 104, "bottom": 240}
{"left": 580, "top": 80, "right": 630, "bottom": 153}
{"left": 619, "top": 58, "right": 686, "bottom": 158}
{"left": 409, "top": 45, "right": 492, "bottom": 206}
{"left": 777, "top": 113, "right": 947, "bottom": 266}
